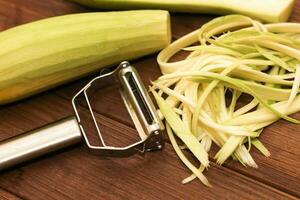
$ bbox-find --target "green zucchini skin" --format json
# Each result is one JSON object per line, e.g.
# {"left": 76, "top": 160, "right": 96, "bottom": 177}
{"left": 0, "top": 10, "right": 171, "bottom": 104}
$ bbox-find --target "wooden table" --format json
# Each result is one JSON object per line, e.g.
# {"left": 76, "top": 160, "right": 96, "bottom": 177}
{"left": 0, "top": 1, "right": 300, "bottom": 199}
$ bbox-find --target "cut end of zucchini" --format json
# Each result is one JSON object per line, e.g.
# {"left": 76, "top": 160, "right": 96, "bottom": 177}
{"left": 277, "top": 0, "right": 296, "bottom": 22}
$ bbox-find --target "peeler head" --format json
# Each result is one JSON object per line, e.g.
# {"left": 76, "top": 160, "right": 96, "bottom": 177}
{"left": 72, "top": 61, "right": 164, "bottom": 157}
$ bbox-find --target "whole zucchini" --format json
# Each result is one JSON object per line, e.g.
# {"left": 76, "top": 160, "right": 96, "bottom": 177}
{"left": 0, "top": 10, "right": 171, "bottom": 104}
{"left": 69, "top": 0, "right": 295, "bottom": 23}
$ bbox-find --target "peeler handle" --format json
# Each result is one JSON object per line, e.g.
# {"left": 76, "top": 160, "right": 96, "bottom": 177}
{"left": 0, "top": 116, "right": 82, "bottom": 171}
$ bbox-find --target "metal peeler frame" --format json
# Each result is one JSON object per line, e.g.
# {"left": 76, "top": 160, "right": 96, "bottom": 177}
{"left": 72, "top": 61, "right": 164, "bottom": 156}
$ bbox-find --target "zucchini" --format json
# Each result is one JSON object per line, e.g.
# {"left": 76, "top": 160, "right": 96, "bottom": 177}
{"left": 70, "top": 0, "right": 295, "bottom": 22}
{"left": 0, "top": 10, "right": 171, "bottom": 104}
{"left": 152, "top": 15, "right": 300, "bottom": 186}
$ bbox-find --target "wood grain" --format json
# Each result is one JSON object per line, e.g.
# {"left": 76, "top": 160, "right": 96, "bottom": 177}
{"left": 0, "top": 95, "right": 298, "bottom": 200}
{"left": 0, "top": 188, "right": 22, "bottom": 200}
{"left": 0, "top": 0, "right": 299, "bottom": 200}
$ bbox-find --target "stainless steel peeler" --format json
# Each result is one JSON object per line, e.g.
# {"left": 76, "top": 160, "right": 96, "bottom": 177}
{"left": 0, "top": 61, "right": 164, "bottom": 171}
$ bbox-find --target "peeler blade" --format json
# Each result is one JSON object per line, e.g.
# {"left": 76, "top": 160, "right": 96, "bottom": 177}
{"left": 72, "top": 61, "right": 164, "bottom": 156}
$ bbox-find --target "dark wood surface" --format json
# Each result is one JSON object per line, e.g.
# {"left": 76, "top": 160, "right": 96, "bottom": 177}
{"left": 0, "top": 1, "right": 300, "bottom": 199}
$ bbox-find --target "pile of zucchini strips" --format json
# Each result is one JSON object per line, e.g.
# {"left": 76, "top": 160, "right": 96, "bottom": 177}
{"left": 151, "top": 15, "right": 300, "bottom": 186}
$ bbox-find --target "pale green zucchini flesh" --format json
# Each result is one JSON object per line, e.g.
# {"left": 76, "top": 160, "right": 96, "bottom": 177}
{"left": 152, "top": 14, "right": 300, "bottom": 186}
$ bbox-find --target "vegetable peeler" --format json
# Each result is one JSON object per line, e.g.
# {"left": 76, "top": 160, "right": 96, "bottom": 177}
{"left": 0, "top": 61, "right": 164, "bottom": 171}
